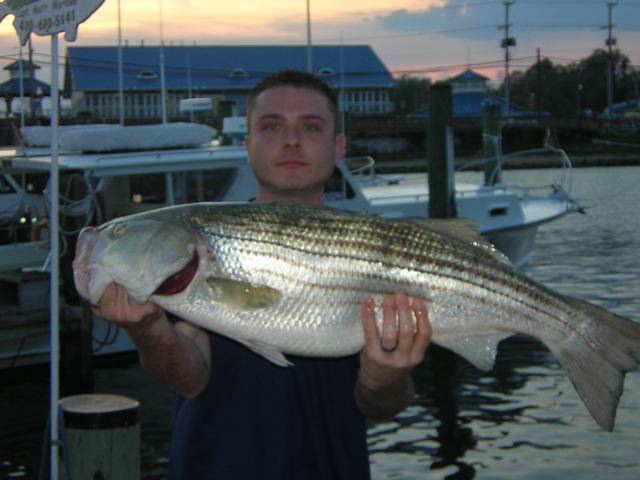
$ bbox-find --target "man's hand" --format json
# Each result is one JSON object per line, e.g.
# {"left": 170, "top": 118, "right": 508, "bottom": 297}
{"left": 91, "top": 282, "right": 211, "bottom": 397}
{"left": 91, "top": 282, "right": 164, "bottom": 330}
{"left": 355, "top": 292, "right": 431, "bottom": 420}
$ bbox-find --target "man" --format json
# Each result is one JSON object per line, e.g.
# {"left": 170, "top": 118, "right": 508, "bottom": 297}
{"left": 92, "top": 69, "right": 431, "bottom": 479}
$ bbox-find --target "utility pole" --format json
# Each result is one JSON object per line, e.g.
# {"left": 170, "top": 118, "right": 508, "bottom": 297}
{"left": 501, "top": 0, "right": 516, "bottom": 119}
{"left": 604, "top": 1, "right": 618, "bottom": 124}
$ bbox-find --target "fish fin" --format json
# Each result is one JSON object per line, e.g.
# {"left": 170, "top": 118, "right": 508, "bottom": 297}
{"left": 234, "top": 338, "right": 293, "bottom": 367}
{"left": 401, "top": 217, "right": 512, "bottom": 266}
{"left": 437, "top": 332, "right": 511, "bottom": 371}
{"left": 548, "top": 296, "right": 640, "bottom": 431}
{"left": 206, "top": 278, "right": 282, "bottom": 311}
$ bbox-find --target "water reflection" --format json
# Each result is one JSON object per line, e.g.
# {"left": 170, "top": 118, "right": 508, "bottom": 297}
{"left": 368, "top": 167, "right": 640, "bottom": 480}
{"left": 369, "top": 334, "right": 593, "bottom": 479}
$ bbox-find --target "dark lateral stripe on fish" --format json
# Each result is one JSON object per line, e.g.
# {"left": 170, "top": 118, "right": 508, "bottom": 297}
{"left": 206, "top": 229, "right": 570, "bottom": 332}
{"left": 218, "top": 238, "right": 571, "bottom": 337}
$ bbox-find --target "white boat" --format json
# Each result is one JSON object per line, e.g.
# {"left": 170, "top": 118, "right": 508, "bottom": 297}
{"left": 0, "top": 124, "right": 579, "bottom": 367}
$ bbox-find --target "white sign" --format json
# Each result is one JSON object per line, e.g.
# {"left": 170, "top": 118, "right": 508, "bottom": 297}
{"left": 0, "top": 0, "right": 105, "bottom": 45}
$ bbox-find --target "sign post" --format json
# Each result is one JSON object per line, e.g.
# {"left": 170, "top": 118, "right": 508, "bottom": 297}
{"left": 0, "top": 2, "right": 105, "bottom": 479}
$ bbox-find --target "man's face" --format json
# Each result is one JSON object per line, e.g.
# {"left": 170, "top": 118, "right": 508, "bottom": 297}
{"left": 244, "top": 86, "right": 346, "bottom": 200}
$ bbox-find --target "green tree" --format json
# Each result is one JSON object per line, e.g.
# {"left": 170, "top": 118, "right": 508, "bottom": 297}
{"left": 502, "top": 48, "right": 637, "bottom": 118}
{"left": 507, "top": 58, "right": 575, "bottom": 116}
{"left": 395, "top": 75, "right": 431, "bottom": 115}
{"left": 579, "top": 48, "right": 634, "bottom": 114}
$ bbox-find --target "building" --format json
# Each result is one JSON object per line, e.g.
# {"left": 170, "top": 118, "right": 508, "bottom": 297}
{"left": 409, "top": 69, "right": 534, "bottom": 119}
{"left": 63, "top": 45, "right": 397, "bottom": 121}
{"left": 0, "top": 59, "right": 51, "bottom": 118}
{"left": 450, "top": 69, "right": 532, "bottom": 118}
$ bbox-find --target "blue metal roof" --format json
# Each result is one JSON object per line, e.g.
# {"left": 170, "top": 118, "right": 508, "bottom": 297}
{"left": 0, "top": 78, "right": 51, "bottom": 96}
{"left": 65, "top": 45, "right": 396, "bottom": 92}
{"left": 450, "top": 69, "right": 489, "bottom": 83}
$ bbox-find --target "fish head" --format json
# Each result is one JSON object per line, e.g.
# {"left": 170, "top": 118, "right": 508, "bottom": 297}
{"left": 73, "top": 218, "right": 197, "bottom": 305}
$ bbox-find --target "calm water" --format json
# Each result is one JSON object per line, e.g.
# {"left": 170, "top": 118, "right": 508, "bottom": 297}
{"left": 370, "top": 166, "right": 640, "bottom": 479}
{"left": 1, "top": 166, "right": 639, "bottom": 479}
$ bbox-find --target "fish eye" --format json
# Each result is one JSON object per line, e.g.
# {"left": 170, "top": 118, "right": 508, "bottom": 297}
{"left": 110, "top": 223, "right": 128, "bottom": 238}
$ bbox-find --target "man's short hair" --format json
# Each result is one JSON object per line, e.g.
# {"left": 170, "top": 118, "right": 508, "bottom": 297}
{"left": 246, "top": 69, "right": 340, "bottom": 134}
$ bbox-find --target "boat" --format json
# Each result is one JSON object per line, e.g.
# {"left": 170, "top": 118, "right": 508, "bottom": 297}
{"left": 0, "top": 123, "right": 579, "bottom": 367}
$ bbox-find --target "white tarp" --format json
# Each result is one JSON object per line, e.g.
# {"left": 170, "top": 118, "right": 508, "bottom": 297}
{"left": 21, "top": 123, "right": 213, "bottom": 151}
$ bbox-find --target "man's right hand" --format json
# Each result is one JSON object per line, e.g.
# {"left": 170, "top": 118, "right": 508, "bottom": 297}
{"left": 92, "top": 282, "right": 165, "bottom": 329}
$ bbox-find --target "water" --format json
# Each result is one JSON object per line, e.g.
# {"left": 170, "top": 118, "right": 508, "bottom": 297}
{"left": 1, "top": 166, "right": 639, "bottom": 479}
{"left": 370, "top": 166, "right": 640, "bottom": 479}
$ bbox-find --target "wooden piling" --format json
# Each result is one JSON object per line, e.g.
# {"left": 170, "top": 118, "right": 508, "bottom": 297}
{"left": 427, "top": 82, "right": 457, "bottom": 219}
{"left": 59, "top": 394, "right": 140, "bottom": 480}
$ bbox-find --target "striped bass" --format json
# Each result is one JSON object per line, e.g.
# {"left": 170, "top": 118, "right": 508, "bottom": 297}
{"left": 73, "top": 202, "right": 640, "bottom": 431}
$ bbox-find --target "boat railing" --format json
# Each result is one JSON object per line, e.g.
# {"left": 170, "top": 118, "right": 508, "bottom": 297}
{"left": 456, "top": 129, "right": 575, "bottom": 200}
{"left": 345, "top": 156, "right": 377, "bottom": 180}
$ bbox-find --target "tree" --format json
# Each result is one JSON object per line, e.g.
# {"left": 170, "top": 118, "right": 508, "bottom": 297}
{"left": 501, "top": 48, "right": 637, "bottom": 118}
{"left": 395, "top": 75, "right": 431, "bottom": 115}
{"left": 580, "top": 48, "right": 634, "bottom": 114}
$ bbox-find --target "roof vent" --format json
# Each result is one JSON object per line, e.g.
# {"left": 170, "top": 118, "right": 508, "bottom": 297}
{"left": 317, "top": 67, "right": 336, "bottom": 77}
{"left": 228, "top": 68, "right": 249, "bottom": 78}
{"left": 136, "top": 70, "right": 158, "bottom": 79}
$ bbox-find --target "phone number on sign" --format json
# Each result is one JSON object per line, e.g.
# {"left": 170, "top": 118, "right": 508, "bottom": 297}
{"left": 18, "top": 10, "right": 76, "bottom": 33}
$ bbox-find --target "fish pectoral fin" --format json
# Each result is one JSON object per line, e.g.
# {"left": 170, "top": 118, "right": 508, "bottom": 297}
{"left": 235, "top": 338, "right": 293, "bottom": 367}
{"left": 206, "top": 278, "right": 282, "bottom": 311}
{"left": 437, "top": 331, "right": 511, "bottom": 371}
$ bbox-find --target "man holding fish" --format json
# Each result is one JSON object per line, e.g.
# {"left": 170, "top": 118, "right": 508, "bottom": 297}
{"left": 90, "top": 69, "right": 431, "bottom": 479}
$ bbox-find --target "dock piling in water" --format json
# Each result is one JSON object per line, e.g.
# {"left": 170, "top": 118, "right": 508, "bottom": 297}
{"left": 428, "top": 82, "right": 457, "bottom": 219}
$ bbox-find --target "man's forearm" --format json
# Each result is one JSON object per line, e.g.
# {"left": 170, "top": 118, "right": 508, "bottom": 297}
{"left": 354, "top": 372, "right": 415, "bottom": 421}
{"left": 125, "top": 312, "right": 210, "bottom": 398}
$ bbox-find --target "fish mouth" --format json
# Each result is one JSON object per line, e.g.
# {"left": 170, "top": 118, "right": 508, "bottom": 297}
{"left": 73, "top": 227, "right": 103, "bottom": 302}
{"left": 153, "top": 250, "right": 200, "bottom": 296}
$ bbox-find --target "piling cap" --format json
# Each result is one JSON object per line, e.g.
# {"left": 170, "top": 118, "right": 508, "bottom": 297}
{"left": 60, "top": 393, "right": 139, "bottom": 429}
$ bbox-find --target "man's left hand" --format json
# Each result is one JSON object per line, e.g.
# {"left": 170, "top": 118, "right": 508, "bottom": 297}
{"left": 355, "top": 292, "right": 431, "bottom": 419}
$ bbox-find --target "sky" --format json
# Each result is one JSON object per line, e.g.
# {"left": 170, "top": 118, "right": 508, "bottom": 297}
{"left": 0, "top": 0, "right": 639, "bottom": 87}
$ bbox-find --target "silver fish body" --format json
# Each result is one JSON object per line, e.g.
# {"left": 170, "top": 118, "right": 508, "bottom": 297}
{"left": 73, "top": 203, "right": 640, "bottom": 431}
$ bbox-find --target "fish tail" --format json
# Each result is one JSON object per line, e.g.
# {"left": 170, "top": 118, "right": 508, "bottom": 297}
{"left": 551, "top": 296, "right": 640, "bottom": 431}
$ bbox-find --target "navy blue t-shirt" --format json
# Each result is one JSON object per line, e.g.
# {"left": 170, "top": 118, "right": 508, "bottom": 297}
{"left": 169, "top": 332, "right": 371, "bottom": 480}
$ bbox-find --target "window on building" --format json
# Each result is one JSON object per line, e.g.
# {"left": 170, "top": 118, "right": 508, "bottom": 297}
{"left": 136, "top": 70, "right": 158, "bottom": 80}
{"left": 228, "top": 68, "right": 249, "bottom": 78}
{"left": 317, "top": 67, "right": 336, "bottom": 77}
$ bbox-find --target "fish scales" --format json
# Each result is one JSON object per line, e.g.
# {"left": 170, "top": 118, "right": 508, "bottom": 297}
{"left": 196, "top": 205, "right": 568, "bottom": 329}
{"left": 73, "top": 202, "right": 640, "bottom": 430}
{"left": 191, "top": 204, "right": 580, "bottom": 347}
